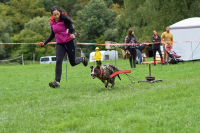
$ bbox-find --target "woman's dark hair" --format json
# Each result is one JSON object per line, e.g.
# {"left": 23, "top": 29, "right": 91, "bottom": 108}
{"left": 153, "top": 29, "right": 158, "bottom": 39}
{"left": 51, "top": 6, "right": 73, "bottom": 24}
{"left": 51, "top": 6, "right": 62, "bottom": 14}
{"left": 128, "top": 29, "right": 134, "bottom": 40}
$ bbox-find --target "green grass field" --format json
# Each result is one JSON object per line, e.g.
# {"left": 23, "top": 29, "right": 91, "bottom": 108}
{"left": 1, "top": 59, "right": 200, "bottom": 133}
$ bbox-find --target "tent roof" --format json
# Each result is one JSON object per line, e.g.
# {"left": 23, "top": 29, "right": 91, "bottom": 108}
{"left": 170, "top": 17, "right": 200, "bottom": 29}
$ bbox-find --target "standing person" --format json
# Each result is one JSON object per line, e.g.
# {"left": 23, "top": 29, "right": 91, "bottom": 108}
{"left": 125, "top": 29, "right": 137, "bottom": 68}
{"left": 39, "top": 6, "right": 88, "bottom": 88}
{"left": 137, "top": 41, "right": 148, "bottom": 64}
{"left": 161, "top": 26, "right": 173, "bottom": 64}
{"left": 152, "top": 29, "right": 164, "bottom": 65}
{"left": 136, "top": 47, "right": 142, "bottom": 64}
{"left": 94, "top": 47, "right": 102, "bottom": 65}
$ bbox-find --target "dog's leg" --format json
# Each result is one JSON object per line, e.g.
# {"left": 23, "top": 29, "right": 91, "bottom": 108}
{"left": 101, "top": 80, "right": 110, "bottom": 88}
{"left": 105, "top": 80, "right": 109, "bottom": 88}
{"left": 109, "top": 77, "right": 116, "bottom": 89}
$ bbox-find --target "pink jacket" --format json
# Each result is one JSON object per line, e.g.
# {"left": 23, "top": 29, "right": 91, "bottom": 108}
{"left": 50, "top": 20, "right": 72, "bottom": 44}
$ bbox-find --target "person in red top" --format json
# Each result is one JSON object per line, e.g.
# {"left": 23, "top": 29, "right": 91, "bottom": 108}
{"left": 40, "top": 6, "right": 88, "bottom": 88}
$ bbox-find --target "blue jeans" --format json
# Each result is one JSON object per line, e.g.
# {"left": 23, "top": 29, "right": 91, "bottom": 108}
{"left": 136, "top": 49, "right": 142, "bottom": 64}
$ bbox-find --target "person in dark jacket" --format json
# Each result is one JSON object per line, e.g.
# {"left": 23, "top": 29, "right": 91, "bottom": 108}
{"left": 125, "top": 29, "right": 137, "bottom": 68}
{"left": 136, "top": 47, "right": 142, "bottom": 64}
{"left": 152, "top": 29, "right": 164, "bottom": 65}
{"left": 137, "top": 41, "right": 148, "bottom": 64}
{"left": 39, "top": 6, "right": 88, "bottom": 88}
{"left": 138, "top": 42, "right": 147, "bottom": 53}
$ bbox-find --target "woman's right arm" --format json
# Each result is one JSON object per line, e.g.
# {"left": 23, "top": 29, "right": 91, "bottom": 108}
{"left": 44, "top": 27, "right": 55, "bottom": 45}
{"left": 158, "top": 35, "right": 161, "bottom": 43}
{"left": 125, "top": 36, "right": 129, "bottom": 50}
{"left": 152, "top": 36, "right": 155, "bottom": 42}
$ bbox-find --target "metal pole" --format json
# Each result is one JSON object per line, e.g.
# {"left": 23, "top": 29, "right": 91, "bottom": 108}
{"left": 22, "top": 54, "right": 24, "bottom": 65}
{"left": 65, "top": 53, "right": 67, "bottom": 81}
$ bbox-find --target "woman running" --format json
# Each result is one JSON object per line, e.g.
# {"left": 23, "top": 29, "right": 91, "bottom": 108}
{"left": 40, "top": 6, "right": 88, "bottom": 88}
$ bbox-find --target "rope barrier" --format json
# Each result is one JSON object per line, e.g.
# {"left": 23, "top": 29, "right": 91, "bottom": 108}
{"left": 0, "top": 41, "right": 199, "bottom": 45}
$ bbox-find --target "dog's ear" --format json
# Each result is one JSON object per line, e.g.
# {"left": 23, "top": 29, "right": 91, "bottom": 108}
{"left": 97, "top": 63, "right": 101, "bottom": 69}
{"left": 90, "top": 66, "right": 93, "bottom": 69}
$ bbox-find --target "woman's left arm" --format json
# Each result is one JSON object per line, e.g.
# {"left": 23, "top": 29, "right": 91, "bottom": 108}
{"left": 68, "top": 24, "right": 76, "bottom": 36}
{"left": 158, "top": 35, "right": 161, "bottom": 42}
{"left": 64, "top": 21, "right": 76, "bottom": 36}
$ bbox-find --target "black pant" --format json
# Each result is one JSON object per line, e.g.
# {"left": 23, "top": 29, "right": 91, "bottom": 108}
{"left": 56, "top": 40, "right": 83, "bottom": 82}
{"left": 152, "top": 48, "right": 163, "bottom": 59}
{"left": 96, "top": 61, "right": 102, "bottom": 65}
{"left": 128, "top": 48, "right": 136, "bottom": 61}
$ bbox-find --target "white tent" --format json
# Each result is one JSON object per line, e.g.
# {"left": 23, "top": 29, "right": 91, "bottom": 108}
{"left": 169, "top": 17, "right": 200, "bottom": 61}
{"left": 89, "top": 50, "right": 118, "bottom": 62}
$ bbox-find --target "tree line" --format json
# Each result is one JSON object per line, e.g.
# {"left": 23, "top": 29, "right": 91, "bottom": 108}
{"left": 0, "top": 0, "right": 199, "bottom": 60}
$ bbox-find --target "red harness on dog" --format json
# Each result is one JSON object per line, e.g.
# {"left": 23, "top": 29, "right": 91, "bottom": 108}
{"left": 97, "top": 68, "right": 106, "bottom": 81}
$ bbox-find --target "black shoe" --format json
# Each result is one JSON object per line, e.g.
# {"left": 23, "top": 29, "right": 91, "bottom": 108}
{"left": 49, "top": 81, "right": 60, "bottom": 88}
{"left": 154, "top": 64, "right": 156, "bottom": 66}
{"left": 81, "top": 53, "right": 88, "bottom": 67}
{"left": 162, "top": 63, "right": 165, "bottom": 65}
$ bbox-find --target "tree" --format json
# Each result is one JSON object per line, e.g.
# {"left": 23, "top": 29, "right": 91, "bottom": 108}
{"left": 109, "top": 3, "right": 124, "bottom": 13}
{"left": 75, "top": 0, "right": 118, "bottom": 56}
{"left": 0, "top": 18, "right": 13, "bottom": 59}
{"left": 76, "top": 0, "right": 118, "bottom": 43}
{"left": 12, "top": 16, "right": 55, "bottom": 60}
{"left": 76, "top": 0, "right": 90, "bottom": 6}
{"left": 71, "top": 3, "right": 83, "bottom": 19}
{"left": 42, "top": 0, "right": 57, "bottom": 12}
{"left": 104, "top": 28, "right": 118, "bottom": 42}
{"left": 104, "top": 0, "right": 113, "bottom": 7}
{"left": 0, "top": 0, "right": 49, "bottom": 33}
{"left": 119, "top": 0, "right": 200, "bottom": 43}
{"left": 0, "top": 0, "right": 10, "bottom": 3}
{"left": 0, "top": 45, "right": 6, "bottom": 60}
{"left": 113, "top": 0, "right": 124, "bottom": 6}
{"left": 55, "top": 0, "right": 77, "bottom": 17}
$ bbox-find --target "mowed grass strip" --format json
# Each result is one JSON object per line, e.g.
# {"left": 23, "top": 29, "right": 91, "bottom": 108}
{"left": 0, "top": 59, "right": 200, "bottom": 132}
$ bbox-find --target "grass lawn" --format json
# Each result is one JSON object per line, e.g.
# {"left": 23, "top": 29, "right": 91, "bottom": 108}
{"left": 0, "top": 59, "right": 200, "bottom": 133}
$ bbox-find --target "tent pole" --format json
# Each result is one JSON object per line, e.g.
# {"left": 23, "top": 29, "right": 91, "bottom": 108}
{"left": 191, "top": 41, "right": 194, "bottom": 64}
{"left": 192, "top": 42, "right": 200, "bottom": 53}
{"left": 191, "top": 42, "right": 200, "bottom": 63}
